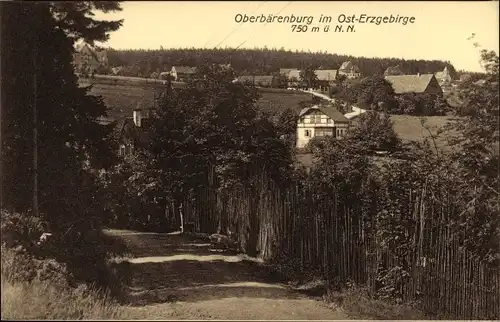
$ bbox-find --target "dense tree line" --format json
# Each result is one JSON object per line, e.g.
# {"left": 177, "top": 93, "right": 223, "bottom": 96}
{"left": 105, "top": 47, "right": 457, "bottom": 77}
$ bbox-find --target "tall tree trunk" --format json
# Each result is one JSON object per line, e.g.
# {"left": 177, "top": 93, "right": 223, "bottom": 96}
{"left": 32, "top": 20, "right": 39, "bottom": 217}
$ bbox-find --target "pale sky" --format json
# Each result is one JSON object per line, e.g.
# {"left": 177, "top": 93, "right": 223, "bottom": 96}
{"left": 92, "top": 1, "right": 499, "bottom": 72}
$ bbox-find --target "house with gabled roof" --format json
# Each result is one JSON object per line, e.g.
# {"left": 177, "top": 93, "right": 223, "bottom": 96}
{"left": 384, "top": 74, "right": 443, "bottom": 96}
{"left": 315, "top": 70, "right": 338, "bottom": 83}
{"left": 434, "top": 66, "right": 455, "bottom": 84}
{"left": 384, "top": 65, "right": 405, "bottom": 76}
{"left": 296, "top": 104, "right": 350, "bottom": 148}
{"left": 116, "top": 108, "right": 156, "bottom": 158}
{"left": 338, "top": 61, "right": 361, "bottom": 79}
{"left": 280, "top": 68, "right": 300, "bottom": 76}
{"left": 170, "top": 66, "right": 197, "bottom": 82}
{"left": 73, "top": 42, "right": 109, "bottom": 75}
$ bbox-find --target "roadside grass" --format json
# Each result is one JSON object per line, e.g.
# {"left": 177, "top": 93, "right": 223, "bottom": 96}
{"left": 323, "top": 286, "right": 428, "bottom": 320}
{"left": 0, "top": 229, "right": 134, "bottom": 320}
{"left": 1, "top": 276, "right": 126, "bottom": 320}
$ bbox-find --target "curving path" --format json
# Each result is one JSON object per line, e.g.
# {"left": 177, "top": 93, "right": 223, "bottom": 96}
{"left": 300, "top": 89, "right": 367, "bottom": 119}
{"left": 106, "top": 229, "right": 349, "bottom": 320}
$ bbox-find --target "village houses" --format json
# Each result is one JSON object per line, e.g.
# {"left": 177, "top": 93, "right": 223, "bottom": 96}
{"left": 296, "top": 104, "right": 350, "bottom": 149}
{"left": 384, "top": 74, "right": 443, "bottom": 96}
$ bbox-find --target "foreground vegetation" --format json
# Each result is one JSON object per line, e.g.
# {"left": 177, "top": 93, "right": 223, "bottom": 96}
{"left": 1, "top": 1, "right": 498, "bottom": 319}
{"left": 104, "top": 47, "right": 498, "bottom": 319}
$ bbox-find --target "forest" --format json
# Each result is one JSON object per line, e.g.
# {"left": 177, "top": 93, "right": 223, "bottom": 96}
{"left": 104, "top": 47, "right": 459, "bottom": 77}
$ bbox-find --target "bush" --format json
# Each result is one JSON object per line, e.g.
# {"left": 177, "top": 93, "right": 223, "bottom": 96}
{"left": 1, "top": 244, "right": 70, "bottom": 288}
{"left": 1, "top": 244, "right": 127, "bottom": 320}
{"left": 1, "top": 210, "right": 45, "bottom": 250}
{"left": 1, "top": 209, "right": 130, "bottom": 298}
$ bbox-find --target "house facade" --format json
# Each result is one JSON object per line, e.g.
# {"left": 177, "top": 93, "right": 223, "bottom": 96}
{"left": 117, "top": 109, "right": 154, "bottom": 158}
{"left": 170, "top": 66, "right": 197, "bottom": 82}
{"left": 314, "top": 69, "right": 338, "bottom": 90}
{"left": 73, "top": 42, "right": 108, "bottom": 75}
{"left": 296, "top": 105, "right": 350, "bottom": 148}
{"left": 384, "top": 74, "right": 443, "bottom": 96}
{"left": 434, "top": 66, "right": 454, "bottom": 84}
{"left": 338, "top": 61, "right": 361, "bottom": 79}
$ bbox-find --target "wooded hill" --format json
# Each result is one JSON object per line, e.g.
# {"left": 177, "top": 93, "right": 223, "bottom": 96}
{"left": 106, "top": 47, "right": 458, "bottom": 77}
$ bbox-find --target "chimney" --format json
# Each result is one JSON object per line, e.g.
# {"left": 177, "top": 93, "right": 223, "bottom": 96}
{"left": 133, "top": 109, "right": 142, "bottom": 127}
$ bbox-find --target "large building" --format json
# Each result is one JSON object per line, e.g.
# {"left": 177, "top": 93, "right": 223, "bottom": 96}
{"left": 384, "top": 74, "right": 443, "bottom": 96}
{"left": 296, "top": 104, "right": 350, "bottom": 148}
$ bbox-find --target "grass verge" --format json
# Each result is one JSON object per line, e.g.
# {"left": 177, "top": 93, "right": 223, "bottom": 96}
{"left": 323, "top": 286, "right": 428, "bottom": 320}
{"left": 1, "top": 276, "right": 126, "bottom": 320}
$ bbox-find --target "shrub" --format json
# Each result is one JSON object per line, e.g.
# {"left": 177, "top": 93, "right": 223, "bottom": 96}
{"left": 1, "top": 244, "right": 127, "bottom": 320}
{"left": 323, "top": 284, "right": 427, "bottom": 320}
{"left": 1, "top": 244, "right": 70, "bottom": 288}
{"left": 1, "top": 210, "right": 45, "bottom": 250}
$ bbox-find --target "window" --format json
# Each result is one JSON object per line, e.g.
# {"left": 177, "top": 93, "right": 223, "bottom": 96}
{"left": 316, "top": 128, "right": 334, "bottom": 137}
{"left": 119, "top": 145, "right": 126, "bottom": 156}
{"left": 305, "top": 130, "right": 311, "bottom": 137}
{"left": 299, "top": 117, "right": 305, "bottom": 123}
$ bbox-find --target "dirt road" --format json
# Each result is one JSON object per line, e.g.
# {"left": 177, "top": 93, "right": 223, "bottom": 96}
{"left": 107, "top": 230, "right": 349, "bottom": 320}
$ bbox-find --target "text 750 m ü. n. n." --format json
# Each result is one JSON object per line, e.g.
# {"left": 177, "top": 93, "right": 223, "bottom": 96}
{"left": 291, "top": 24, "right": 355, "bottom": 33}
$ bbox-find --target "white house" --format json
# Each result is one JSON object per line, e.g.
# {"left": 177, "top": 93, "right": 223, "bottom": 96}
{"left": 338, "top": 61, "right": 361, "bottom": 79}
{"left": 434, "top": 66, "right": 454, "bottom": 84}
{"left": 296, "top": 105, "right": 350, "bottom": 148}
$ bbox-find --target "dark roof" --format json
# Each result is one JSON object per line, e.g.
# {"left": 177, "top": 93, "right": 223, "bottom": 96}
{"left": 384, "top": 65, "right": 405, "bottom": 76}
{"left": 315, "top": 70, "right": 338, "bottom": 81}
{"left": 299, "top": 104, "right": 350, "bottom": 123}
{"left": 280, "top": 68, "right": 299, "bottom": 75}
{"left": 237, "top": 75, "right": 274, "bottom": 86}
{"left": 384, "top": 74, "right": 438, "bottom": 94}
{"left": 118, "top": 117, "right": 153, "bottom": 146}
{"left": 173, "top": 66, "right": 197, "bottom": 74}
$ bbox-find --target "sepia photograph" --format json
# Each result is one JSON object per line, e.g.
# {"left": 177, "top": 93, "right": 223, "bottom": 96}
{"left": 1, "top": 0, "right": 499, "bottom": 320}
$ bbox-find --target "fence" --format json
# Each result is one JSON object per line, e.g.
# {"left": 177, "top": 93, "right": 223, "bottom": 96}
{"left": 167, "top": 168, "right": 499, "bottom": 319}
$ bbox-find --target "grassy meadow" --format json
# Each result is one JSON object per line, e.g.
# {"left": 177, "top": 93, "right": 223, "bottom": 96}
{"left": 80, "top": 77, "right": 314, "bottom": 120}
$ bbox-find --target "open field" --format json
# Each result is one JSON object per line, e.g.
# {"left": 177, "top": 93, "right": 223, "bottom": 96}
{"left": 81, "top": 77, "right": 314, "bottom": 121}
{"left": 389, "top": 114, "right": 461, "bottom": 151}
